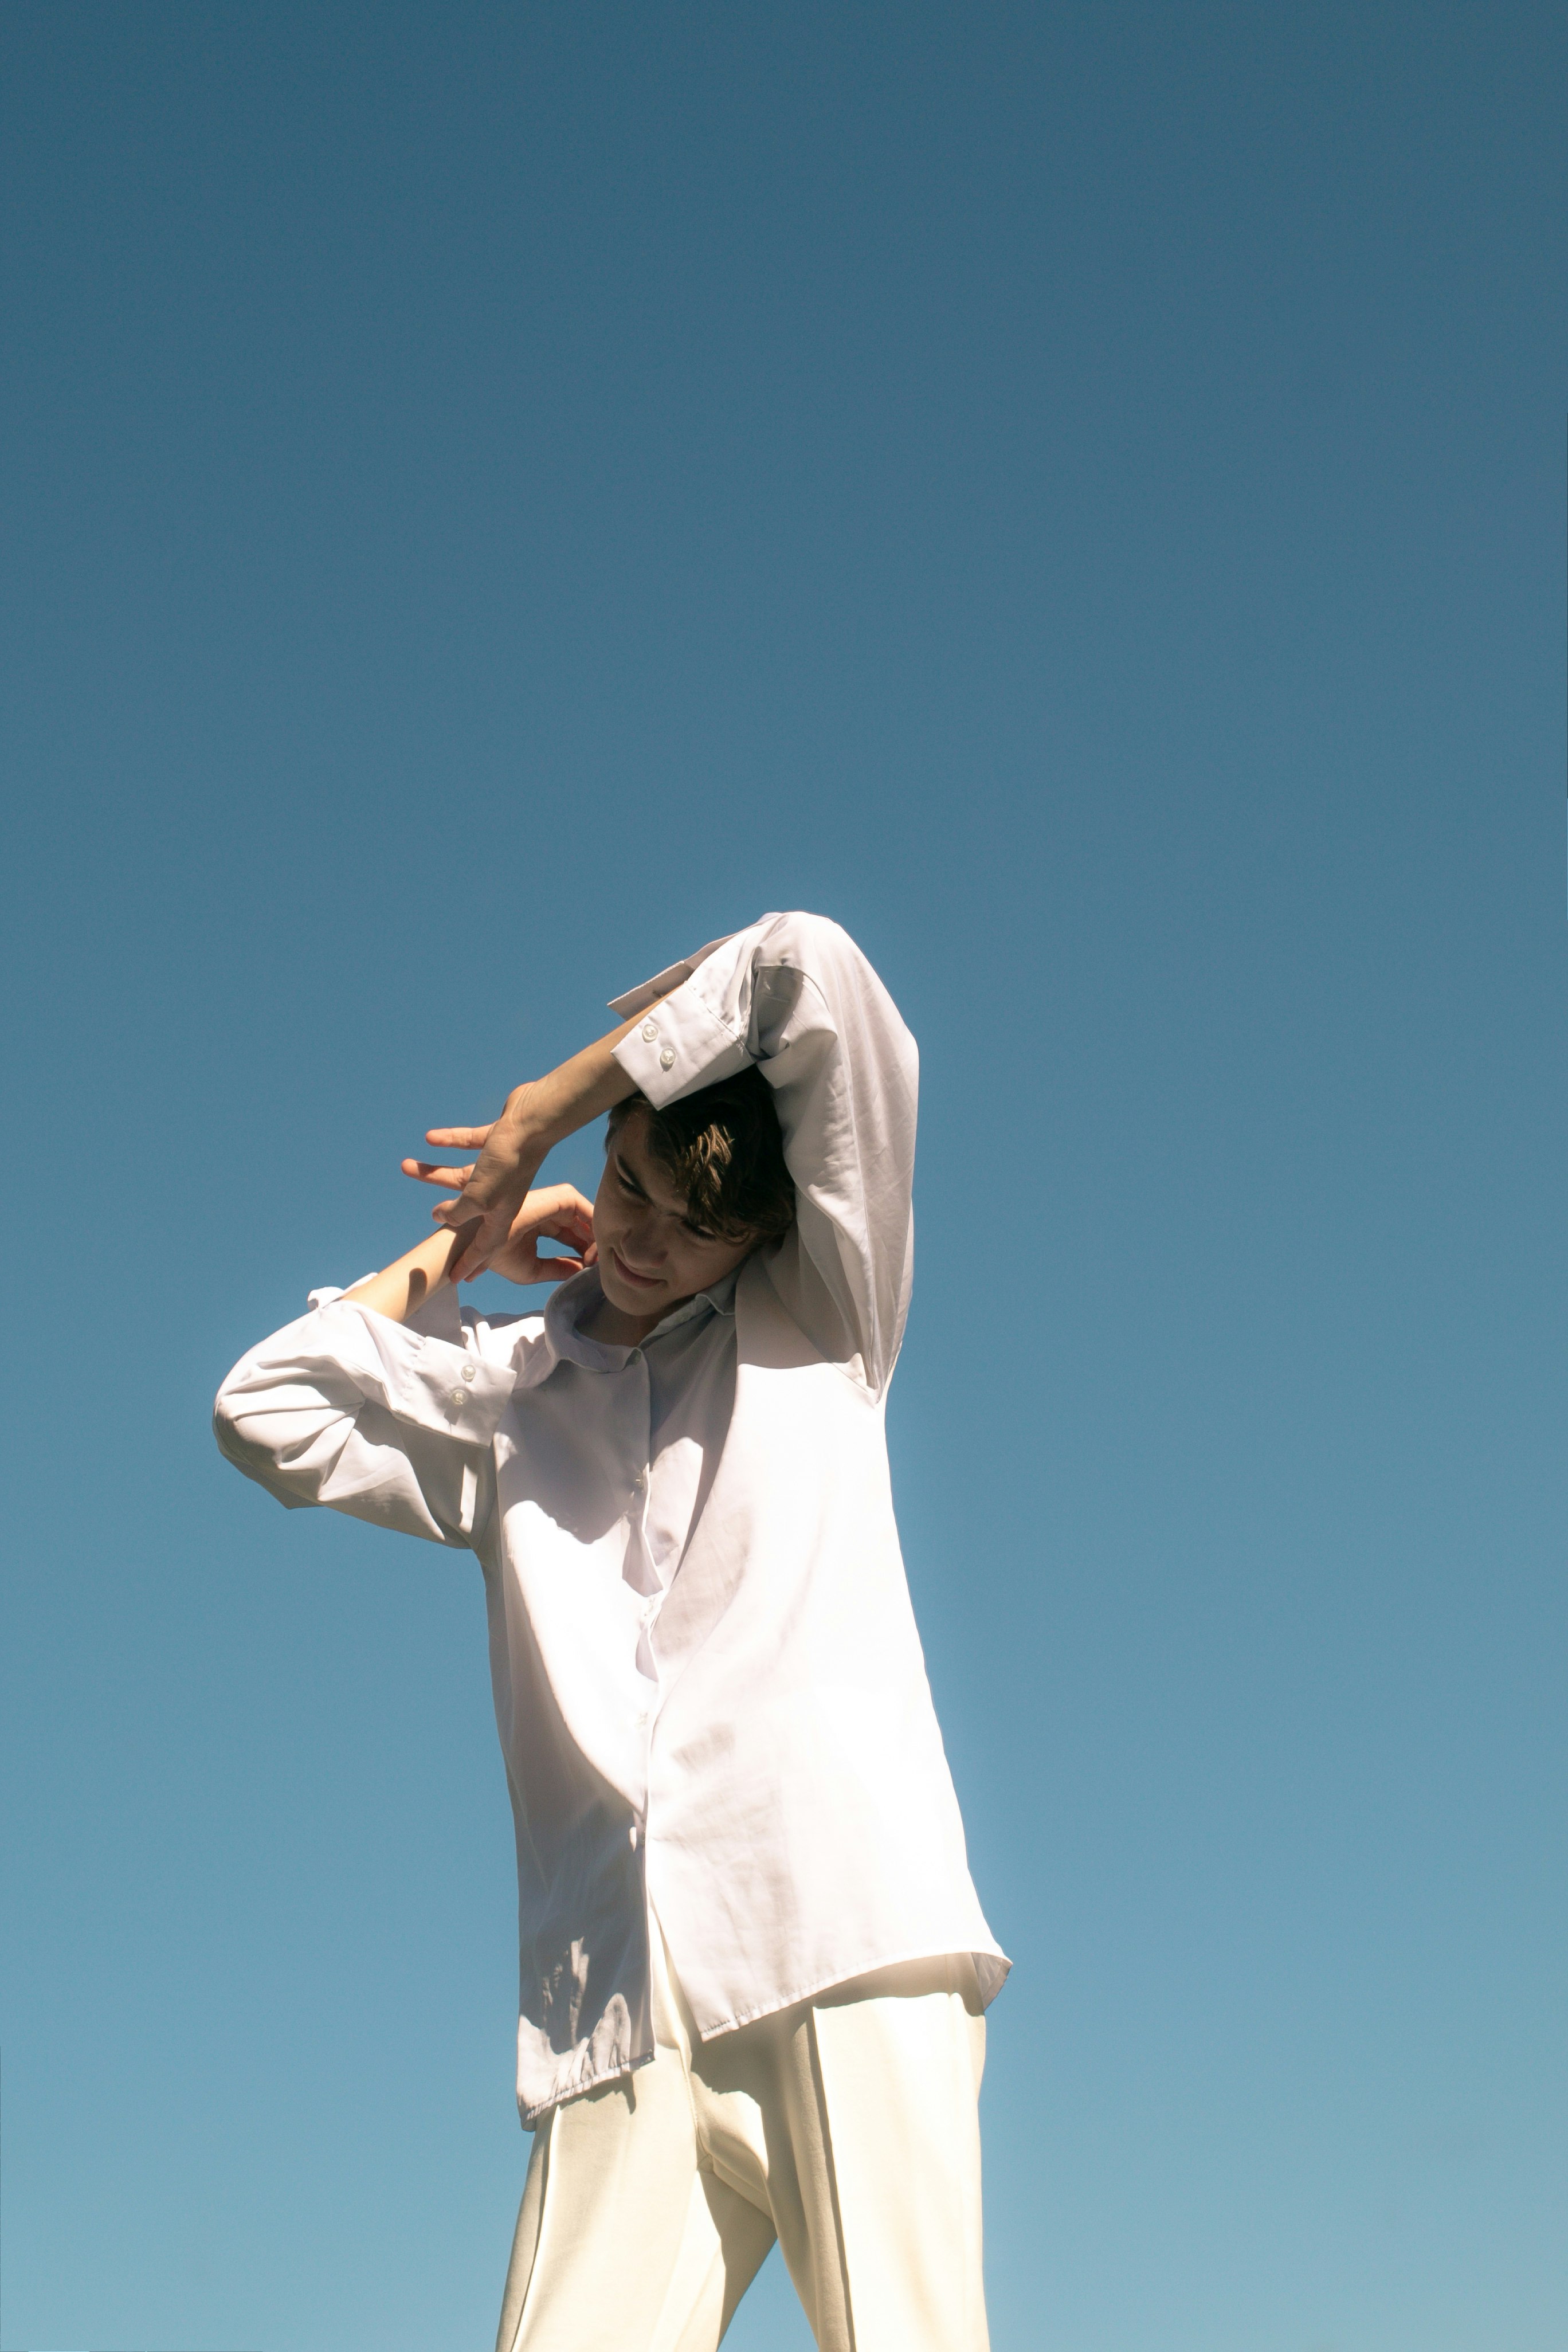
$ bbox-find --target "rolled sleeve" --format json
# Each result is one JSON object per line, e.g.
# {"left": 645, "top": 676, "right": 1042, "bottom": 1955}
{"left": 611, "top": 986, "right": 752, "bottom": 1108}
{"left": 318, "top": 1300, "right": 515, "bottom": 1445}
{"left": 214, "top": 1291, "right": 514, "bottom": 1548}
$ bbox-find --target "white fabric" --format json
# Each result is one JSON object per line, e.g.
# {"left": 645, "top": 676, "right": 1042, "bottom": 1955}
{"left": 493, "top": 1924, "right": 990, "bottom": 2352}
{"left": 214, "top": 911, "right": 1008, "bottom": 2124}
{"left": 593, "top": 1268, "right": 740, "bottom": 1677}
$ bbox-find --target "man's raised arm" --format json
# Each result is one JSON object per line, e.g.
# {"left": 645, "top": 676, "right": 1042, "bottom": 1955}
{"left": 417, "top": 915, "right": 917, "bottom": 1389}
{"left": 608, "top": 912, "right": 919, "bottom": 1392}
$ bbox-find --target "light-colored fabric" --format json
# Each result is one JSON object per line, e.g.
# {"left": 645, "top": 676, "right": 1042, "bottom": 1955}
{"left": 493, "top": 1925, "right": 990, "bottom": 2352}
{"left": 214, "top": 911, "right": 1009, "bottom": 2123}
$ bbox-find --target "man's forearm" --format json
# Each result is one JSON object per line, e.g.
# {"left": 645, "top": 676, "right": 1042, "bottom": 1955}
{"left": 340, "top": 1227, "right": 466, "bottom": 1324}
{"left": 493, "top": 1018, "right": 647, "bottom": 1162}
{"left": 452, "top": 1018, "right": 653, "bottom": 1234}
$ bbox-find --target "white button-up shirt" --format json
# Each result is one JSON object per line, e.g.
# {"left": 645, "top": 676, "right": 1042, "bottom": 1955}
{"left": 215, "top": 911, "right": 1008, "bottom": 2122}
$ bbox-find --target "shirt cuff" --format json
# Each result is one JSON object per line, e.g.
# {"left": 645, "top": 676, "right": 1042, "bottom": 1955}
{"left": 612, "top": 985, "right": 751, "bottom": 1109}
{"left": 318, "top": 1299, "right": 513, "bottom": 1444}
{"left": 607, "top": 935, "right": 735, "bottom": 1021}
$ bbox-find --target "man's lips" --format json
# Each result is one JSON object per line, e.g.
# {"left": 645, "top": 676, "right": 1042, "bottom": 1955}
{"left": 610, "top": 1247, "right": 663, "bottom": 1289}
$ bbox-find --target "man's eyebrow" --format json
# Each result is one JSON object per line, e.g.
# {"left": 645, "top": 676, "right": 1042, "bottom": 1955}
{"left": 617, "top": 1148, "right": 704, "bottom": 1224}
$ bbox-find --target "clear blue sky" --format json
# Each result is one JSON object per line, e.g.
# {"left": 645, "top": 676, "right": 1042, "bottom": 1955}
{"left": 1, "top": 6, "right": 1561, "bottom": 2349}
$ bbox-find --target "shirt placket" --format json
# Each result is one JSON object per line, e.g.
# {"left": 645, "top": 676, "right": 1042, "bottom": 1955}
{"left": 630, "top": 1464, "right": 664, "bottom": 1684}
{"left": 624, "top": 1360, "right": 665, "bottom": 1743}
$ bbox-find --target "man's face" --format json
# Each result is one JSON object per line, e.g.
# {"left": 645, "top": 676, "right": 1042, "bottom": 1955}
{"left": 593, "top": 1107, "right": 757, "bottom": 1320}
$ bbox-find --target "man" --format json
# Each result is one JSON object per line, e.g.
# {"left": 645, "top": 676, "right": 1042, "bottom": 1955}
{"left": 215, "top": 910, "right": 1008, "bottom": 2351}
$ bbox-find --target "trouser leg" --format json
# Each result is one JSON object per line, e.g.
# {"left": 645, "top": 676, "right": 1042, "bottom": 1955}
{"left": 675, "top": 1982, "right": 853, "bottom": 2348}
{"left": 493, "top": 1947, "right": 774, "bottom": 2352}
{"left": 495, "top": 1938, "right": 989, "bottom": 2352}
{"left": 809, "top": 1977, "right": 990, "bottom": 2352}
{"left": 685, "top": 1955, "right": 990, "bottom": 2352}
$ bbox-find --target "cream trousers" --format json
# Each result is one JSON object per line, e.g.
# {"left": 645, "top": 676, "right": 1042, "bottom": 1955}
{"left": 493, "top": 1924, "right": 990, "bottom": 2352}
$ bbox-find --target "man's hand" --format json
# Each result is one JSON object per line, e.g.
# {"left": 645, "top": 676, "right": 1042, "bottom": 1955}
{"left": 402, "top": 1087, "right": 549, "bottom": 1284}
{"left": 401, "top": 1136, "right": 595, "bottom": 1286}
{"left": 338, "top": 1179, "right": 594, "bottom": 1327}
{"left": 402, "top": 1021, "right": 649, "bottom": 1283}
{"left": 487, "top": 1185, "right": 597, "bottom": 1287}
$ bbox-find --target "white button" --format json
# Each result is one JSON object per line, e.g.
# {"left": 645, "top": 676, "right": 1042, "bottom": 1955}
{"left": 460, "top": 1362, "right": 476, "bottom": 1382}
{"left": 641, "top": 1019, "right": 659, "bottom": 1042}
{"left": 629, "top": 1824, "right": 640, "bottom": 1850}
{"left": 633, "top": 1706, "right": 648, "bottom": 1727}
{"left": 448, "top": 1387, "right": 467, "bottom": 1408}
{"left": 658, "top": 1047, "right": 675, "bottom": 1070}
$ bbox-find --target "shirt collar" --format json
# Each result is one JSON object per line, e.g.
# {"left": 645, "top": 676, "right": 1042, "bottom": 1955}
{"left": 542, "top": 1263, "right": 739, "bottom": 1372}
{"left": 650, "top": 1264, "right": 739, "bottom": 1336}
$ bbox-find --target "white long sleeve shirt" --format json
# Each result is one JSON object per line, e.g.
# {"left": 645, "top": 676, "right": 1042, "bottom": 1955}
{"left": 215, "top": 912, "right": 1008, "bottom": 2123}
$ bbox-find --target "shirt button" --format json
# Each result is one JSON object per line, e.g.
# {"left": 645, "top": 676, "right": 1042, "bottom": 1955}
{"left": 448, "top": 1387, "right": 467, "bottom": 1408}
{"left": 460, "top": 1362, "right": 476, "bottom": 1382}
{"left": 658, "top": 1047, "right": 675, "bottom": 1070}
{"left": 641, "top": 1018, "right": 659, "bottom": 1042}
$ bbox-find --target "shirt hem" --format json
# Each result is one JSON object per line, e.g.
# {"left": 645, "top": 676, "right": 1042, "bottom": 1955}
{"left": 689, "top": 1940, "right": 1013, "bottom": 2041}
{"left": 518, "top": 2044, "right": 655, "bottom": 2128}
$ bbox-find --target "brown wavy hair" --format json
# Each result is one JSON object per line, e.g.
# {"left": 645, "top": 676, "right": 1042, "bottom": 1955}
{"left": 607, "top": 1064, "right": 796, "bottom": 1244}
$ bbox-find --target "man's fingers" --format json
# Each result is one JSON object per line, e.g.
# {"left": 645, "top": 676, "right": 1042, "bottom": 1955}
{"left": 432, "top": 1192, "right": 509, "bottom": 1233}
{"left": 446, "top": 1225, "right": 492, "bottom": 1284}
{"left": 530, "top": 1198, "right": 595, "bottom": 1233}
{"left": 512, "top": 1186, "right": 596, "bottom": 1241}
{"left": 457, "top": 1198, "right": 531, "bottom": 1282}
{"left": 424, "top": 1125, "right": 493, "bottom": 1148}
{"left": 403, "top": 1158, "right": 477, "bottom": 1189}
{"left": 421, "top": 1182, "right": 593, "bottom": 1284}
{"left": 536, "top": 1213, "right": 594, "bottom": 1248}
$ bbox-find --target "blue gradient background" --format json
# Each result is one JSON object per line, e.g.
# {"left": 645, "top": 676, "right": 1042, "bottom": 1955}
{"left": 1, "top": 6, "right": 1562, "bottom": 2348}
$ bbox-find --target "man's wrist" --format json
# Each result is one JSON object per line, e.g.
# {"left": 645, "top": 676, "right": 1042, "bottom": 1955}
{"left": 340, "top": 1226, "right": 463, "bottom": 1322}
{"left": 497, "top": 1082, "right": 558, "bottom": 1164}
{"left": 492, "top": 1026, "right": 641, "bottom": 1177}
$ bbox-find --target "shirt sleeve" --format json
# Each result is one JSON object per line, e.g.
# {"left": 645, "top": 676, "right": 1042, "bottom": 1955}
{"left": 212, "top": 1288, "right": 515, "bottom": 1549}
{"left": 610, "top": 911, "right": 918, "bottom": 1393}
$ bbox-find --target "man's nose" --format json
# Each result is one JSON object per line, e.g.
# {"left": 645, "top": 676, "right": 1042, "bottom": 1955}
{"left": 624, "top": 1208, "right": 667, "bottom": 1263}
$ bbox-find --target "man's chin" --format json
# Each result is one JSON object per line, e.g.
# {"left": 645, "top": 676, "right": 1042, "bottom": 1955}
{"left": 600, "top": 1259, "right": 667, "bottom": 1312}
